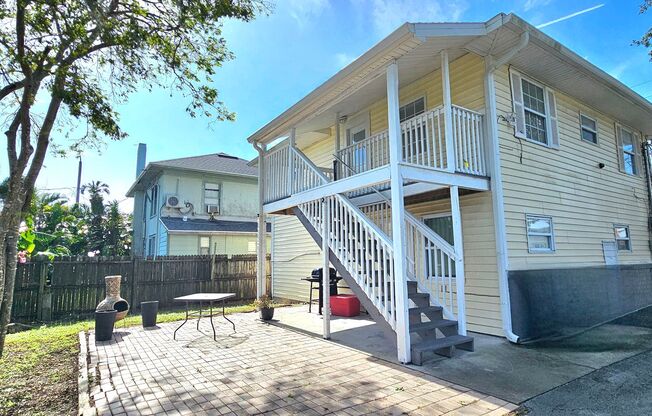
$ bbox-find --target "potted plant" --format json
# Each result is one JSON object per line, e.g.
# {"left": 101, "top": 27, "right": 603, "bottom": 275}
{"left": 254, "top": 294, "right": 276, "bottom": 321}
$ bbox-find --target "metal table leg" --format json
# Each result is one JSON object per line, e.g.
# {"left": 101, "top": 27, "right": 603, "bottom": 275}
{"left": 197, "top": 301, "right": 202, "bottom": 330}
{"left": 222, "top": 301, "right": 236, "bottom": 332}
{"left": 173, "top": 302, "right": 190, "bottom": 340}
{"left": 209, "top": 302, "right": 216, "bottom": 341}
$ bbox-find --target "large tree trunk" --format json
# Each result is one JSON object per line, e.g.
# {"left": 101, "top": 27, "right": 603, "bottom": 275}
{"left": 0, "top": 204, "right": 22, "bottom": 357}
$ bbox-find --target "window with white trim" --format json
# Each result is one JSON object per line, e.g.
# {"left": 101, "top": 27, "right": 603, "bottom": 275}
{"left": 580, "top": 113, "right": 598, "bottom": 144}
{"left": 247, "top": 241, "right": 257, "bottom": 253}
{"left": 147, "top": 235, "right": 156, "bottom": 256}
{"left": 616, "top": 125, "right": 639, "bottom": 176}
{"left": 399, "top": 97, "right": 425, "bottom": 123}
{"left": 149, "top": 185, "right": 158, "bottom": 217}
{"left": 204, "top": 183, "right": 220, "bottom": 214}
{"left": 510, "top": 71, "right": 559, "bottom": 148}
{"left": 522, "top": 79, "right": 548, "bottom": 144}
{"left": 614, "top": 225, "right": 631, "bottom": 251}
{"left": 199, "top": 236, "right": 210, "bottom": 255}
{"left": 526, "top": 215, "right": 555, "bottom": 253}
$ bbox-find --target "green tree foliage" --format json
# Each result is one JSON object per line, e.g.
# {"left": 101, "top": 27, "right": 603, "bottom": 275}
{"left": 636, "top": 1, "right": 652, "bottom": 60}
{"left": 0, "top": 0, "right": 264, "bottom": 356}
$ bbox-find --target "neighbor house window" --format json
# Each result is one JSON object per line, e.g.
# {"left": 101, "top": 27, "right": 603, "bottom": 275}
{"left": 149, "top": 185, "right": 158, "bottom": 217}
{"left": 199, "top": 236, "right": 210, "bottom": 255}
{"left": 248, "top": 241, "right": 257, "bottom": 253}
{"left": 617, "top": 125, "right": 639, "bottom": 176}
{"left": 399, "top": 97, "right": 425, "bottom": 122}
{"left": 580, "top": 113, "right": 598, "bottom": 144}
{"left": 147, "top": 235, "right": 156, "bottom": 256}
{"left": 204, "top": 183, "right": 220, "bottom": 214}
{"left": 522, "top": 79, "right": 548, "bottom": 145}
{"left": 526, "top": 215, "right": 555, "bottom": 253}
{"left": 614, "top": 225, "right": 631, "bottom": 251}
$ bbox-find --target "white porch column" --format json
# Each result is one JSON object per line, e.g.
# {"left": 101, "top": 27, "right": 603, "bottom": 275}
{"left": 450, "top": 185, "right": 467, "bottom": 335}
{"left": 386, "top": 61, "right": 411, "bottom": 364}
{"left": 441, "top": 50, "right": 455, "bottom": 172}
{"left": 256, "top": 143, "right": 268, "bottom": 299}
{"left": 322, "top": 197, "right": 331, "bottom": 339}
{"left": 287, "top": 128, "right": 296, "bottom": 195}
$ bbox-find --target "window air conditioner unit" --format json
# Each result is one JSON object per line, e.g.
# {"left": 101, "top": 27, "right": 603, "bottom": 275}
{"left": 207, "top": 204, "right": 220, "bottom": 214}
{"left": 165, "top": 195, "right": 182, "bottom": 208}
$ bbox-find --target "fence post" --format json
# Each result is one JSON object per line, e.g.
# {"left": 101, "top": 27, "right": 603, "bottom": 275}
{"left": 37, "top": 259, "right": 52, "bottom": 322}
{"left": 130, "top": 257, "right": 137, "bottom": 310}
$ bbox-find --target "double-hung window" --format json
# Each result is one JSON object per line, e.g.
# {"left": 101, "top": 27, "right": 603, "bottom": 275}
{"left": 616, "top": 124, "right": 640, "bottom": 176}
{"left": 580, "top": 113, "right": 598, "bottom": 144}
{"left": 510, "top": 71, "right": 559, "bottom": 148}
{"left": 204, "top": 183, "right": 220, "bottom": 214}
{"left": 522, "top": 79, "right": 548, "bottom": 144}
{"left": 526, "top": 215, "right": 555, "bottom": 253}
{"left": 149, "top": 185, "right": 158, "bottom": 217}
{"left": 614, "top": 225, "right": 631, "bottom": 251}
{"left": 147, "top": 235, "right": 156, "bottom": 256}
{"left": 199, "top": 236, "right": 210, "bottom": 255}
{"left": 399, "top": 97, "right": 425, "bottom": 123}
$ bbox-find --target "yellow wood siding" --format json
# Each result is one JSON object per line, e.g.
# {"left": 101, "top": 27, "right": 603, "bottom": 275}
{"left": 406, "top": 193, "right": 502, "bottom": 336}
{"left": 495, "top": 65, "right": 652, "bottom": 270}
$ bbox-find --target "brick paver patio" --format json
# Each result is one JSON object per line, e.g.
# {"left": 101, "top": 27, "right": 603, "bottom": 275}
{"left": 84, "top": 311, "right": 518, "bottom": 415}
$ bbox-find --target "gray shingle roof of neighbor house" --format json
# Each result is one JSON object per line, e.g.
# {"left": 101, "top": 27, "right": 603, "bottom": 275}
{"left": 161, "top": 217, "right": 271, "bottom": 233}
{"left": 126, "top": 152, "right": 257, "bottom": 197}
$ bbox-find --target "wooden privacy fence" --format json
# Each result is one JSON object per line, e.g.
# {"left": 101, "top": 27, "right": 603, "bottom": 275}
{"left": 11, "top": 254, "right": 271, "bottom": 322}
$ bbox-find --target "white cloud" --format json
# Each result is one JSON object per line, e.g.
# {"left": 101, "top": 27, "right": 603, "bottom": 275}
{"left": 286, "top": 0, "right": 330, "bottom": 26}
{"left": 365, "top": 0, "right": 468, "bottom": 37}
{"left": 524, "top": 0, "right": 552, "bottom": 12}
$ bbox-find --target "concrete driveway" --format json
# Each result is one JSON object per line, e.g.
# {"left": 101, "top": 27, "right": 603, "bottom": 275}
{"left": 273, "top": 305, "right": 652, "bottom": 411}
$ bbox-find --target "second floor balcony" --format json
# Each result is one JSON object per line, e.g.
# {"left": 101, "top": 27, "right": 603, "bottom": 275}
{"left": 261, "top": 103, "right": 487, "bottom": 207}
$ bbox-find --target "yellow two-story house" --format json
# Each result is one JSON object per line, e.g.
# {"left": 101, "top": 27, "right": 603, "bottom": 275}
{"left": 248, "top": 13, "right": 652, "bottom": 365}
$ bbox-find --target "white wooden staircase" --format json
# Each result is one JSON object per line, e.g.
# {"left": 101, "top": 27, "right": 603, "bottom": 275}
{"left": 290, "top": 148, "right": 473, "bottom": 364}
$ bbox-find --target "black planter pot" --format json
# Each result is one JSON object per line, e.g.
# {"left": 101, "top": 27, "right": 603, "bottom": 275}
{"left": 141, "top": 301, "right": 159, "bottom": 328}
{"left": 260, "top": 307, "right": 274, "bottom": 321}
{"left": 95, "top": 310, "right": 117, "bottom": 342}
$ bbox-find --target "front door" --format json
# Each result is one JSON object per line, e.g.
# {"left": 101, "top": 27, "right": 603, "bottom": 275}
{"left": 423, "top": 214, "right": 455, "bottom": 278}
{"left": 348, "top": 125, "right": 367, "bottom": 174}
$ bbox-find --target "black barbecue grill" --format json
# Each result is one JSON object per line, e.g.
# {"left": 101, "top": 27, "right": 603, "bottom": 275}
{"left": 302, "top": 267, "right": 342, "bottom": 314}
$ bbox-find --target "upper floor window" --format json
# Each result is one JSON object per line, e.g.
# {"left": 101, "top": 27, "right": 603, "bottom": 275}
{"left": 149, "top": 185, "right": 158, "bottom": 217}
{"left": 526, "top": 214, "right": 555, "bottom": 253}
{"left": 204, "top": 182, "right": 220, "bottom": 214}
{"left": 510, "top": 71, "right": 559, "bottom": 148}
{"left": 580, "top": 113, "right": 598, "bottom": 144}
{"left": 399, "top": 97, "right": 425, "bottom": 123}
{"left": 614, "top": 225, "right": 631, "bottom": 251}
{"left": 616, "top": 124, "right": 640, "bottom": 176}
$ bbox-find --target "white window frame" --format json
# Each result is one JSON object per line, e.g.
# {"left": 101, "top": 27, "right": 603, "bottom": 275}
{"left": 203, "top": 181, "right": 221, "bottom": 215}
{"left": 247, "top": 241, "right": 257, "bottom": 253}
{"left": 616, "top": 123, "right": 640, "bottom": 176}
{"left": 399, "top": 96, "right": 426, "bottom": 123}
{"left": 422, "top": 212, "right": 455, "bottom": 278}
{"left": 526, "top": 214, "right": 555, "bottom": 253}
{"left": 149, "top": 185, "right": 158, "bottom": 218}
{"left": 579, "top": 112, "right": 598, "bottom": 145}
{"left": 199, "top": 235, "right": 210, "bottom": 255}
{"left": 613, "top": 224, "right": 631, "bottom": 252}
{"left": 147, "top": 234, "right": 156, "bottom": 256}
{"left": 521, "top": 77, "right": 549, "bottom": 146}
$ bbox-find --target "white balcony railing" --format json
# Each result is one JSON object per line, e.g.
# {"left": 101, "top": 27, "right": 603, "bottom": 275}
{"left": 262, "top": 105, "right": 485, "bottom": 204}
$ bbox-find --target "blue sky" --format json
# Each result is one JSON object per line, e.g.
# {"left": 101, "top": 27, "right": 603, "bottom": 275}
{"left": 9, "top": 0, "right": 652, "bottom": 210}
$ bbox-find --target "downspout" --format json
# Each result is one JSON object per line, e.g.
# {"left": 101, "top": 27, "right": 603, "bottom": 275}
{"left": 484, "top": 31, "right": 529, "bottom": 343}
{"left": 253, "top": 140, "right": 267, "bottom": 299}
{"left": 642, "top": 138, "right": 652, "bottom": 253}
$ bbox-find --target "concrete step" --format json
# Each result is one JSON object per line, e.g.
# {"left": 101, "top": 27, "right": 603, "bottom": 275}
{"left": 411, "top": 335, "right": 474, "bottom": 365}
{"left": 408, "top": 305, "right": 443, "bottom": 317}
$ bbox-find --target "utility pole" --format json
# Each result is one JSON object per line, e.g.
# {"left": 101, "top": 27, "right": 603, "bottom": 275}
{"left": 75, "top": 155, "right": 82, "bottom": 204}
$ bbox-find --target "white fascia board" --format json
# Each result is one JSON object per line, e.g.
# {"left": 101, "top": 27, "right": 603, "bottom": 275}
{"left": 348, "top": 182, "right": 446, "bottom": 206}
{"left": 400, "top": 164, "right": 490, "bottom": 191}
{"left": 167, "top": 230, "right": 263, "bottom": 235}
{"left": 411, "top": 22, "right": 488, "bottom": 39}
{"left": 263, "top": 165, "right": 391, "bottom": 214}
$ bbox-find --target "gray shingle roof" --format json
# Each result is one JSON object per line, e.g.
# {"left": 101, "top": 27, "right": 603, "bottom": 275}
{"left": 152, "top": 153, "right": 257, "bottom": 177}
{"left": 161, "top": 217, "right": 271, "bottom": 233}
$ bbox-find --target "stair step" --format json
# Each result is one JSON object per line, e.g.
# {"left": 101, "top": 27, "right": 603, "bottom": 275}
{"left": 412, "top": 334, "right": 474, "bottom": 354}
{"left": 408, "top": 305, "right": 442, "bottom": 316}
{"left": 410, "top": 319, "right": 457, "bottom": 332}
{"left": 408, "top": 292, "right": 429, "bottom": 301}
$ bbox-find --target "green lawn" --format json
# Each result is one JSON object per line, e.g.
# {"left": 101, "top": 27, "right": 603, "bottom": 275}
{"left": 0, "top": 303, "right": 258, "bottom": 416}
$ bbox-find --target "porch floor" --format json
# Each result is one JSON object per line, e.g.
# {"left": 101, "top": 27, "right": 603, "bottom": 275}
{"left": 273, "top": 305, "right": 652, "bottom": 405}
